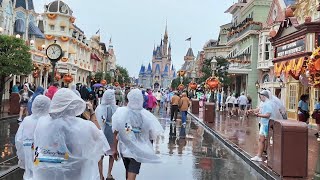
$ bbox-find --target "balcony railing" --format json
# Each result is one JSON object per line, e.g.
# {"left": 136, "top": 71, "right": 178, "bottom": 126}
{"left": 227, "top": 23, "right": 262, "bottom": 42}
{"left": 257, "top": 60, "right": 274, "bottom": 71}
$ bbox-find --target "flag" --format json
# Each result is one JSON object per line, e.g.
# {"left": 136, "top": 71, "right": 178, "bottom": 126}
{"left": 185, "top": 37, "right": 191, "bottom": 41}
{"left": 95, "top": 29, "right": 100, "bottom": 34}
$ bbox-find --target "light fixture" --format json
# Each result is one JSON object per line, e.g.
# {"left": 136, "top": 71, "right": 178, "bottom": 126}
{"left": 41, "top": 44, "right": 46, "bottom": 50}
{"left": 255, "top": 81, "right": 260, "bottom": 89}
{"left": 15, "top": 34, "right": 21, "bottom": 38}
{"left": 30, "top": 40, "right": 35, "bottom": 46}
{"left": 211, "top": 57, "right": 218, "bottom": 76}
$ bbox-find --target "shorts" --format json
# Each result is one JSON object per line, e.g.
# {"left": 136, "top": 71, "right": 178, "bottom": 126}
{"left": 259, "top": 124, "right": 269, "bottom": 137}
{"left": 227, "top": 103, "right": 233, "bottom": 108}
{"left": 234, "top": 104, "right": 239, "bottom": 108}
{"left": 247, "top": 104, "right": 252, "bottom": 110}
{"left": 122, "top": 157, "right": 141, "bottom": 174}
{"left": 20, "top": 103, "right": 27, "bottom": 108}
{"left": 240, "top": 105, "right": 246, "bottom": 110}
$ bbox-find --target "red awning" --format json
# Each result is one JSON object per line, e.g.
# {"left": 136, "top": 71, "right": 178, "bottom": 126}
{"left": 90, "top": 53, "right": 102, "bottom": 61}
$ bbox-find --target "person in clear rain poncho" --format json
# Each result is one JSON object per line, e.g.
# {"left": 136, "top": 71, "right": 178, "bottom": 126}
{"left": 16, "top": 95, "right": 51, "bottom": 180}
{"left": 95, "top": 89, "right": 118, "bottom": 180}
{"left": 112, "top": 89, "right": 164, "bottom": 180}
{"left": 33, "top": 88, "right": 110, "bottom": 180}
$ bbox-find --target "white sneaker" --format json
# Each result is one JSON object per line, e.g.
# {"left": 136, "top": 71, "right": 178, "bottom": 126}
{"left": 250, "top": 156, "right": 262, "bottom": 162}
{"left": 182, "top": 122, "right": 186, "bottom": 126}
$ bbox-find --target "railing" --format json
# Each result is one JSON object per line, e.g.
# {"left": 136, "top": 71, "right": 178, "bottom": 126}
{"left": 257, "top": 60, "right": 274, "bottom": 70}
{"left": 227, "top": 23, "right": 262, "bottom": 42}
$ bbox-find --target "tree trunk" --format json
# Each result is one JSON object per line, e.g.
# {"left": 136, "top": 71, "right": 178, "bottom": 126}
{"left": 0, "top": 75, "right": 5, "bottom": 113}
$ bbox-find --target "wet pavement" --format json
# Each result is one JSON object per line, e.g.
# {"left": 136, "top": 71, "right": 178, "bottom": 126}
{"left": 192, "top": 108, "right": 318, "bottom": 180}
{"left": 1, "top": 114, "right": 266, "bottom": 180}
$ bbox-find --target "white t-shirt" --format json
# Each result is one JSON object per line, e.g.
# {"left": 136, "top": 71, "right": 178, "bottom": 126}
{"left": 155, "top": 92, "right": 162, "bottom": 101}
{"left": 238, "top": 95, "right": 248, "bottom": 105}
{"left": 226, "top": 96, "right": 236, "bottom": 104}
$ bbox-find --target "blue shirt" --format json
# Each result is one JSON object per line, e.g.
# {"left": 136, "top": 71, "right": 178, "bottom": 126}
{"left": 260, "top": 101, "right": 272, "bottom": 126}
{"left": 298, "top": 100, "right": 309, "bottom": 114}
{"left": 315, "top": 102, "right": 320, "bottom": 110}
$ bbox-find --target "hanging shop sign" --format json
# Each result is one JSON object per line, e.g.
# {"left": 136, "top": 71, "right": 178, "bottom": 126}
{"left": 275, "top": 39, "right": 305, "bottom": 58}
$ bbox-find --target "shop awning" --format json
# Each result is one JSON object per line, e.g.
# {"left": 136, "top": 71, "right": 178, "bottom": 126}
{"left": 14, "top": 19, "right": 25, "bottom": 34}
{"left": 90, "top": 53, "right": 101, "bottom": 61}
{"left": 29, "top": 22, "right": 45, "bottom": 39}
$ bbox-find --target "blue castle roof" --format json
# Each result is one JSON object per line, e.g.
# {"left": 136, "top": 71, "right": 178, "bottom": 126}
{"left": 139, "top": 65, "right": 145, "bottom": 75}
{"left": 146, "top": 63, "right": 152, "bottom": 74}
{"left": 155, "top": 64, "right": 160, "bottom": 74}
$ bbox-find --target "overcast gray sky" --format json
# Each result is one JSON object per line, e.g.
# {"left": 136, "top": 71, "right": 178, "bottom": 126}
{"left": 36, "top": 0, "right": 234, "bottom": 77}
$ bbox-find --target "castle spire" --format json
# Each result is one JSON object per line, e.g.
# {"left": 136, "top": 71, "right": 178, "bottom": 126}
{"left": 164, "top": 20, "right": 168, "bottom": 39}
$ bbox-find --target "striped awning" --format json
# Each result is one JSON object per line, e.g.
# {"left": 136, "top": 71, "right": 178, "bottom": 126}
{"left": 14, "top": 19, "right": 26, "bottom": 34}
{"left": 29, "top": 22, "right": 45, "bottom": 39}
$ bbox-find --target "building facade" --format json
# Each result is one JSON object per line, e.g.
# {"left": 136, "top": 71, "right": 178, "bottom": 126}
{"left": 224, "top": 0, "right": 272, "bottom": 107}
{"left": 138, "top": 27, "right": 176, "bottom": 89}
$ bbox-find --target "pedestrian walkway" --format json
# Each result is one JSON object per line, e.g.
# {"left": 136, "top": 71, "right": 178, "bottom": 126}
{"left": 189, "top": 108, "right": 317, "bottom": 180}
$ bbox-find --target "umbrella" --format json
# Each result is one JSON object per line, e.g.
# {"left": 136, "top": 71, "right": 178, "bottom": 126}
{"left": 93, "top": 83, "right": 103, "bottom": 88}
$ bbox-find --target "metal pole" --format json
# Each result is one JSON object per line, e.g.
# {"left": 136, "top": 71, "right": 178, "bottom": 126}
{"left": 51, "top": 62, "right": 56, "bottom": 84}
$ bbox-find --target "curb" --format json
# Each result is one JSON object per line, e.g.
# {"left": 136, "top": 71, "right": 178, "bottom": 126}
{"left": 0, "top": 165, "right": 19, "bottom": 179}
{"left": 188, "top": 111, "right": 281, "bottom": 180}
{"left": 0, "top": 115, "right": 18, "bottom": 121}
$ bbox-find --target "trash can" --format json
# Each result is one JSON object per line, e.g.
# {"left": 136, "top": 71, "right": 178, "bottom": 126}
{"left": 191, "top": 99, "right": 199, "bottom": 114}
{"left": 203, "top": 102, "right": 215, "bottom": 123}
{"left": 9, "top": 93, "right": 20, "bottom": 115}
{"left": 267, "top": 120, "right": 308, "bottom": 178}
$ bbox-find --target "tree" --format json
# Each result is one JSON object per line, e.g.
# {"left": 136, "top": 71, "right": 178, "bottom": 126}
{"left": 0, "top": 35, "right": 33, "bottom": 107}
{"left": 116, "top": 65, "right": 130, "bottom": 85}
{"left": 197, "top": 57, "right": 231, "bottom": 87}
{"left": 171, "top": 77, "right": 191, "bottom": 90}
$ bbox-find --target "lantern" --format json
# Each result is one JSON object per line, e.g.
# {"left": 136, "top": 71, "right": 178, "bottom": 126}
{"left": 63, "top": 74, "right": 73, "bottom": 84}
{"left": 55, "top": 73, "right": 61, "bottom": 81}
{"left": 189, "top": 82, "right": 197, "bottom": 90}
{"left": 205, "top": 77, "right": 219, "bottom": 90}
{"left": 178, "top": 84, "right": 185, "bottom": 91}
{"left": 100, "top": 79, "right": 107, "bottom": 86}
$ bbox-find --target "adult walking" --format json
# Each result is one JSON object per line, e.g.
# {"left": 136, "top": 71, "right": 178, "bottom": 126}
{"left": 298, "top": 94, "right": 310, "bottom": 123}
{"left": 16, "top": 95, "right": 51, "bottom": 180}
{"left": 147, "top": 90, "right": 157, "bottom": 112}
{"left": 96, "top": 87, "right": 104, "bottom": 105}
{"left": 27, "top": 86, "right": 44, "bottom": 115}
{"left": 115, "top": 87, "right": 123, "bottom": 106}
{"left": 112, "top": 89, "right": 163, "bottom": 180}
{"left": 18, "top": 84, "right": 33, "bottom": 122}
{"left": 238, "top": 92, "right": 248, "bottom": 117}
{"left": 95, "top": 89, "right": 118, "bottom": 180}
{"left": 313, "top": 97, "right": 320, "bottom": 140}
{"left": 33, "top": 88, "right": 110, "bottom": 180}
{"left": 225, "top": 93, "right": 236, "bottom": 117}
{"left": 170, "top": 92, "right": 180, "bottom": 122}
{"left": 179, "top": 93, "right": 190, "bottom": 126}
{"left": 45, "top": 83, "right": 59, "bottom": 100}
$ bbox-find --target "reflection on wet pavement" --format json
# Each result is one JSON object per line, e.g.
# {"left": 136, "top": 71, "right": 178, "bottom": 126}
{"left": 2, "top": 115, "right": 266, "bottom": 180}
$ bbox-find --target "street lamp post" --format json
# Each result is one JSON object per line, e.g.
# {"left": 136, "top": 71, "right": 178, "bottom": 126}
{"left": 210, "top": 57, "right": 218, "bottom": 103}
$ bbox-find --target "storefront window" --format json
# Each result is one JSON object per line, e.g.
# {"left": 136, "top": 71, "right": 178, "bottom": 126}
{"left": 288, "top": 84, "right": 297, "bottom": 110}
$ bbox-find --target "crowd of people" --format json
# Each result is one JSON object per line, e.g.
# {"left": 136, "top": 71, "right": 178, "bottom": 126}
{"left": 15, "top": 83, "right": 164, "bottom": 180}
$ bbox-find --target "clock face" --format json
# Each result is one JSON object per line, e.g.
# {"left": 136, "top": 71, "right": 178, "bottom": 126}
{"left": 46, "top": 44, "right": 63, "bottom": 60}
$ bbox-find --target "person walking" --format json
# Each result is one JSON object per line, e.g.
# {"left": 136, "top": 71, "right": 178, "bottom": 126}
{"left": 70, "top": 84, "right": 80, "bottom": 97}
{"left": 45, "top": 83, "right": 59, "bottom": 100}
{"left": 95, "top": 90, "right": 118, "bottom": 180}
{"left": 179, "top": 93, "right": 190, "bottom": 126}
{"left": 16, "top": 95, "right": 51, "bottom": 180}
{"left": 115, "top": 87, "right": 123, "bottom": 106}
{"left": 147, "top": 90, "right": 157, "bottom": 112}
{"left": 96, "top": 86, "right": 104, "bottom": 105}
{"left": 234, "top": 94, "right": 240, "bottom": 116}
{"left": 238, "top": 92, "right": 248, "bottom": 117}
{"left": 225, "top": 93, "right": 236, "bottom": 117}
{"left": 298, "top": 94, "right": 310, "bottom": 123}
{"left": 27, "top": 86, "right": 44, "bottom": 115}
{"left": 112, "top": 89, "right": 163, "bottom": 180}
{"left": 155, "top": 90, "right": 162, "bottom": 113}
{"left": 18, "top": 84, "right": 33, "bottom": 122}
{"left": 170, "top": 92, "right": 180, "bottom": 122}
{"left": 141, "top": 90, "right": 149, "bottom": 109}
{"left": 33, "top": 88, "right": 110, "bottom": 180}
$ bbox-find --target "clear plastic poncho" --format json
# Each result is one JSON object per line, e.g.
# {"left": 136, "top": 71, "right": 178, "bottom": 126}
{"left": 95, "top": 89, "right": 118, "bottom": 155}
{"left": 70, "top": 85, "right": 80, "bottom": 97}
{"left": 112, "top": 89, "right": 164, "bottom": 163}
{"left": 266, "top": 90, "right": 285, "bottom": 120}
{"left": 33, "top": 88, "right": 110, "bottom": 180}
{"left": 15, "top": 95, "right": 51, "bottom": 180}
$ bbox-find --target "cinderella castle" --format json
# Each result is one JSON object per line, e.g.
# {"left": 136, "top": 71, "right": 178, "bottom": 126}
{"left": 138, "top": 26, "right": 176, "bottom": 89}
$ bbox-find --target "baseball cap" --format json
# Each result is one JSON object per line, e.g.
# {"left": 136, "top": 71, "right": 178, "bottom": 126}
{"left": 258, "top": 90, "right": 269, "bottom": 99}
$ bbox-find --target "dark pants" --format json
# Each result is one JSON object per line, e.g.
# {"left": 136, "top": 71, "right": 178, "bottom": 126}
{"left": 171, "top": 105, "right": 178, "bottom": 121}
